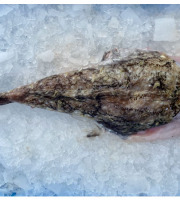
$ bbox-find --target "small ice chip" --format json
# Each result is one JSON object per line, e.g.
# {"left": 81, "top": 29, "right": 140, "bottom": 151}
{"left": 153, "top": 18, "right": 178, "bottom": 41}
{"left": 0, "top": 51, "right": 14, "bottom": 63}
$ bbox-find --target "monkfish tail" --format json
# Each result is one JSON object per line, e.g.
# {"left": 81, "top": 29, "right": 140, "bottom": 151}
{"left": 0, "top": 93, "right": 12, "bottom": 105}
{"left": 0, "top": 86, "right": 30, "bottom": 106}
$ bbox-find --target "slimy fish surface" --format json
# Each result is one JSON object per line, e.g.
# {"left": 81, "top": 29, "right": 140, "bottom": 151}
{"left": 1, "top": 49, "right": 180, "bottom": 138}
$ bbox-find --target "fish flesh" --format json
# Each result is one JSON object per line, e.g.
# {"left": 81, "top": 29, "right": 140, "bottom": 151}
{"left": 1, "top": 49, "right": 180, "bottom": 137}
{"left": 127, "top": 112, "right": 180, "bottom": 142}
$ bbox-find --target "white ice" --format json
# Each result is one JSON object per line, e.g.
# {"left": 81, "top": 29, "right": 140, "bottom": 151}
{"left": 0, "top": 4, "right": 180, "bottom": 196}
{"left": 38, "top": 50, "right": 55, "bottom": 63}
{"left": 153, "top": 18, "right": 178, "bottom": 41}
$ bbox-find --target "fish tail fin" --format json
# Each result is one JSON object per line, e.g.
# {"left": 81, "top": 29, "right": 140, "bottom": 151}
{"left": 0, "top": 93, "right": 12, "bottom": 105}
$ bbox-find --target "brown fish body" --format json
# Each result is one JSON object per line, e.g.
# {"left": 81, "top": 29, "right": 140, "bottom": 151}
{"left": 1, "top": 50, "right": 180, "bottom": 136}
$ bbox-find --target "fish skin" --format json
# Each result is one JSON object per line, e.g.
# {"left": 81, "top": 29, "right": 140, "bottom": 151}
{"left": 1, "top": 49, "right": 180, "bottom": 136}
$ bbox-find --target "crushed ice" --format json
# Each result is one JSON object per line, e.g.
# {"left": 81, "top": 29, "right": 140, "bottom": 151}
{"left": 0, "top": 4, "right": 180, "bottom": 196}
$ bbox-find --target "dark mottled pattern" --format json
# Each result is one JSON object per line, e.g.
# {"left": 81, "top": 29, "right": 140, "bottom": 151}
{"left": 1, "top": 50, "right": 180, "bottom": 136}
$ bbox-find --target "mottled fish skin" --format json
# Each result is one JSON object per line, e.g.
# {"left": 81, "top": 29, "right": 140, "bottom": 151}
{"left": 1, "top": 50, "right": 180, "bottom": 136}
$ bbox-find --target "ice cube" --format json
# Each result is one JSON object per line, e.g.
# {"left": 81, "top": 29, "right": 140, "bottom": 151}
{"left": 27, "top": 5, "right": 37, "bottom": 9}
{"left": 13, "top": 173, "right": 31, "bottom": 191}
{"left": 153, "top": 18, "right": 178, "bottom": 41}
{"left": 121, "top": 7, "right": 142, "bottom": 25}
{"left": 161, "top": 174, "right": 178, "bottom": 195}
{"left": 0, "top": 5, "right": 13, "bottom": 17}
{"left": 108, "top": 17, "right": 119, "bottom": 29}
{"left": 0, "top": 24, "right": 5, "bottom": 36}
{"left": 0, "top": 63, "right": 13, "bottom": 76}
{"left": 0, "top": 51, "right": 14, "bottom": 63}
{"left": 72, "top": 5, "right": 91, "bottom": 12}
{"left": 0, "top": 174, "right": 4, "bottom": 187}
{"left": 38, "top": 50, "right": 55, "bottom": 63}
{"left": 123, "top": 176, "right": 149, "bottom": 195}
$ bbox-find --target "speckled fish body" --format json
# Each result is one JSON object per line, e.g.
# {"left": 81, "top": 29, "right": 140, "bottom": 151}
{"left": 1, "top": 50, "right": 180, "bottom": 136}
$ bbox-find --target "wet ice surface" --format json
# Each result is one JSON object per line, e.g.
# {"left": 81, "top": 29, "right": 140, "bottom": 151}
{"left": 0, "top": 4, "right": 180, "bottom": 196}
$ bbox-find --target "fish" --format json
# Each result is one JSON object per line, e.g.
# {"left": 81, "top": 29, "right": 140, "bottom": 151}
{"left": 1, "top": 49, "right": 180, "bottom": 137}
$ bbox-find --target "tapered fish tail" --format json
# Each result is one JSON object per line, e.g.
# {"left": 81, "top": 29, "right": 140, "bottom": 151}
{"left": 0, "top": 93, "right": 12, "bottom": 105}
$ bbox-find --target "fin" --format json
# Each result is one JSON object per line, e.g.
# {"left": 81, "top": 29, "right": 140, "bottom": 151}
{"left": 86, "top": 124, "right": 102, "bottom": 138}
{"left": 101, "top": 48, "right": 121, "bottom": 61}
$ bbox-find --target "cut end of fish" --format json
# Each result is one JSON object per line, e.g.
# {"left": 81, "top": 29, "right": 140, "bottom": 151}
{"left": 126, "top": 113, "right": 180, "bottom": 142}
